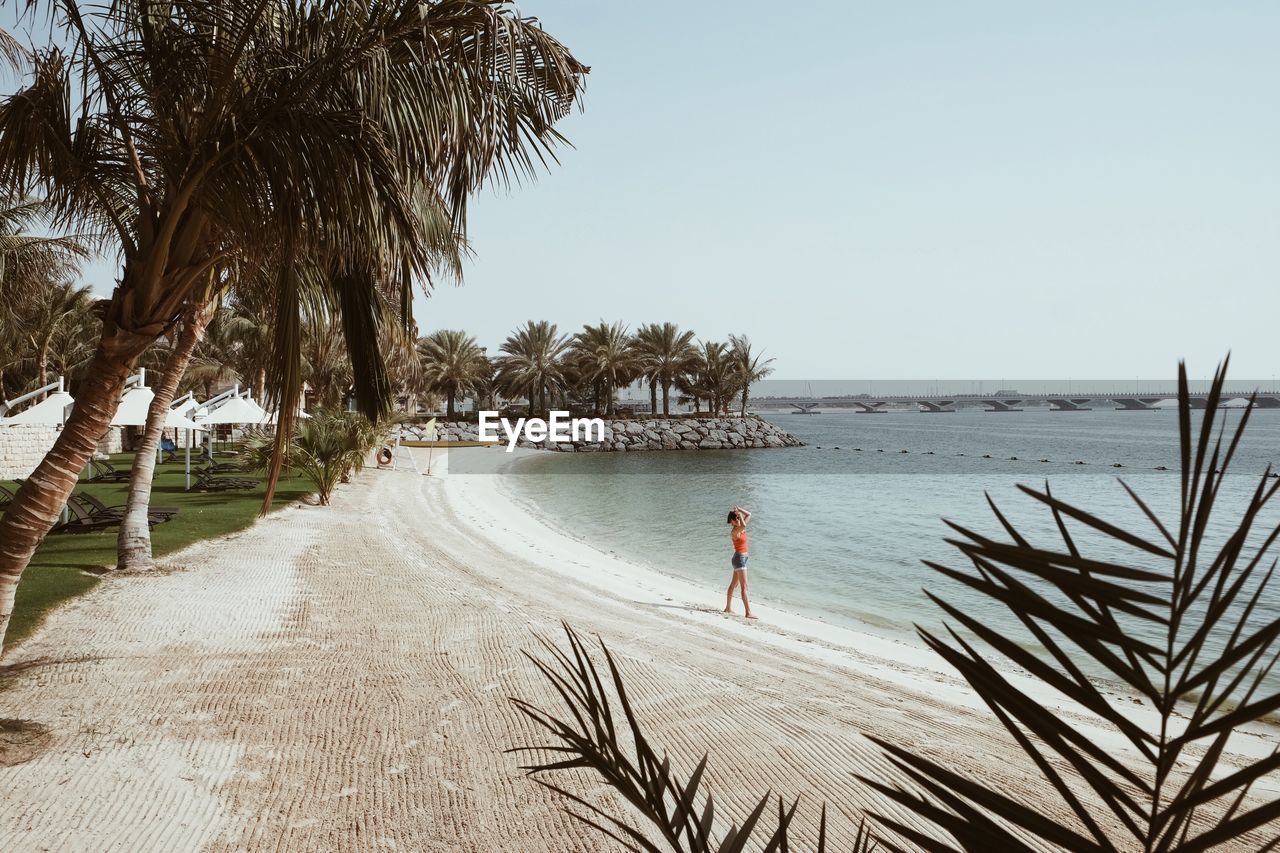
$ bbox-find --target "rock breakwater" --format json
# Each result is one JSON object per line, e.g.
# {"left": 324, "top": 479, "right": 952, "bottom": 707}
{"left": 401, "top": 415, "right": 804, "bottom": 452}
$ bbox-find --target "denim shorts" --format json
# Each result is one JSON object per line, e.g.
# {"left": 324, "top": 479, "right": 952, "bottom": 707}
{"left": 731, "top": 552, "right": 748, "bottom": 570}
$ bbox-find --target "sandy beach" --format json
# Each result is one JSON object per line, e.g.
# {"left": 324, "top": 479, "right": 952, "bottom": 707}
{"left": 0, "top": 447, "right": 1269, "bottom": 851}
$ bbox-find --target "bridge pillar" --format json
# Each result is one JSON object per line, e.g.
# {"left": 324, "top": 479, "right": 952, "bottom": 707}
{"left": 1047, "top": 398, "right": 1093, "bottom": 412}
{"left": 917, "top": 400, "right": 956, "bottom": 413}
{"left": 1113, "top": 398, "right": 1162, "bottom": 411}
{"left": 982, "top": 399, "right": 1023, "bottom": 412}
{"left": 852, "top": 401, "right": 888, "bottom": 414}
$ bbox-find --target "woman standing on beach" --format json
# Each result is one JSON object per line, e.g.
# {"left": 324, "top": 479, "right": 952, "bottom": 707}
{"left": 724, "top": 506, "right": 755, "bottom": 619}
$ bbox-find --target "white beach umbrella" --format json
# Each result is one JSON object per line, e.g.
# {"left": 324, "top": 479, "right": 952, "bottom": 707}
{"left": 111, "top": 387, "right": 207, "bottom": 430}
{"left": 171, "top": 395, "right": 201, "bottom": 418}
{"left": 193, "top": 395, "right": 269, "bottom": 484}
{"left": 110, "top": 387, "right": 208, "bottom": 486}
{"left": 197, "top": 395, "right": 270, "bottom": 425}
{"left": 2, "top": 390, "right": 75, "bottom": 424}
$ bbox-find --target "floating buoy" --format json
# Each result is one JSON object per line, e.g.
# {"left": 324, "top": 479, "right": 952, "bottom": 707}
{"left": 1009, "top": 456, "right": 1018, "bottom": 461}
{"left": 833, "top": 446, "right": 840, "bottom": 450}
{"left": 982, "top": 454, "right": 992, "bottom": 459}
{"left": 1113, "top": 463, "right": 1123, "bottom": 468}
{"left": 1155, "top": 465, "right": 1168, "bottom": 471}
{"left": 925, "top": 451, "right": 935, "bottom": 455}
{"left": 900, "top": 449, "right": 909, "bottom": 454}
{"left": 854, "top": 448, "right": 862, "bottom": 452}
{"left": 877, "top": 449, "right": 884, "bottom": 453}
{"left": 1075, "top": 461, "right": 1086, "bottom": 465}
{"left": 1039, "top": 458, "right": 1050, "bottom": 463}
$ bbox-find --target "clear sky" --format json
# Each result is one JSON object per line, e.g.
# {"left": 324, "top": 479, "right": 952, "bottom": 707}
{"left": 84, "top": 2, "right": 1280, "bottom": 380}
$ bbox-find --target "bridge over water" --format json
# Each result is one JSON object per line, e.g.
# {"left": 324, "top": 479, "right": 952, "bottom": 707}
{"left": 756, "top": 392, "right": 1280, "bottom": 414}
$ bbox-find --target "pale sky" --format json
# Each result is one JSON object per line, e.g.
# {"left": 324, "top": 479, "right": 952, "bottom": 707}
{"left": 83, "top": 2, "right": 1280, "bottom": 380}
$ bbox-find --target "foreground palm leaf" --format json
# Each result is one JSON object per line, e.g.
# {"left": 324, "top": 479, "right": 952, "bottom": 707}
{"left": 511, "top": 623, "right": 878, "bottom": 852}
{"left": 861, "top": 359, "right": 1280, "bottom": 851}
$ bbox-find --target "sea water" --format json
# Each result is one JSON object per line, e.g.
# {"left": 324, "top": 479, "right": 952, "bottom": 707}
{"left": 505, "top": 409, "right": 1280, "bottom": 684}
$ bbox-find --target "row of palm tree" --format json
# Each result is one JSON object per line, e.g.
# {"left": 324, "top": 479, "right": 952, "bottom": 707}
{"left": 0, "top": 200, "right": 96, "bottom": 400}
{"left": 416, "top": 322, "right": 775, "bottom": 420}
{"left": 0, "top": 0, "right": 588, "bottom": 648}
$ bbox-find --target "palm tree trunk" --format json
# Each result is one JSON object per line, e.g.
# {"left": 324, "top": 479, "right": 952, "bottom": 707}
{"left": 662, "top": 382, "right": 671, "bottom": 416}
{"left": 36, "top": 338, "right": 50, "bottom": 389}
{"left": 254, "top": 368, "right": 266, "bottom": 402}
{"left": 740, "top": 385, "right": 749, "bottom": 417}
{"left": 649, "top": 380, "right": 657, "bottom": 416}
{"left": 117, "top": 302, "right": 214, "bottom": 571}
{"left": 447, "top": 392, "right": 456, "bottom": 420}
{"left": 0, "top": 329, "right": 148, "bottom": 652}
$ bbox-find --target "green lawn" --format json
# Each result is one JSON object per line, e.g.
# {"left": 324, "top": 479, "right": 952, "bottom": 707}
{"left": 4, "top": 451, "right": 313, "bottom": 648}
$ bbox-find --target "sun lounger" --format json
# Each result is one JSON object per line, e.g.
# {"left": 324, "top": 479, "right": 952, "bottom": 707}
{"left": 72, "top": 491, "right": 179, "bottom": 525}
{"left": 86, "top": 458, "right": 133, "bottom": 483}
{"left": 51, "top": 494, "right": 123, "bottom": 534}
{"left": 188, "top": 468, "right": 259, "bottom": 492}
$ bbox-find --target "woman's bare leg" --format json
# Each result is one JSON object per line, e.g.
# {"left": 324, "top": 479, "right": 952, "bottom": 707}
{"left": 724, "top": 573, "right": 739, "bottom": 613}
{"left": 739, "top": 572, "right": 755, "bottom": 619}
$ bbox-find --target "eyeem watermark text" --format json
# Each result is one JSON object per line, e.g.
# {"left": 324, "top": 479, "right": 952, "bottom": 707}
{"left": 478, "top": 410, "right": 606, "bottom": 452}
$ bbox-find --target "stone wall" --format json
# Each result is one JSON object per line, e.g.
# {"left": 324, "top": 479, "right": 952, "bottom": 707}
{"left": 401, "top": 415, "right": 804, "bottom": 452}
{"left": 97, "top": 426, "right": 124, "bottom": 456}
{"left": 0, "top": 425, "right": 128, "bottom": 480}
{"left": 0, "top": 425, "right": 62, "bottom": 479}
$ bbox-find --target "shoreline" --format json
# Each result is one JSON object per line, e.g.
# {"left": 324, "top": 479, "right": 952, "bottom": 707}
{"left": 439, "top": 447, "right": 1280, "bottom": 774}
{"left": 0, "top": 447, "right": 1272, "bottom": 849}
{"left": 447, "top": 445, "right": 978, "bottom": 706}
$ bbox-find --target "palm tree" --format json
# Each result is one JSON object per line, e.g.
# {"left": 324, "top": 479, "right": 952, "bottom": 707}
{"left": 20, "top": 280, "right": 97, "bottom": 390}
{"left": 0, "top": 0, "right": 586, "bottom": 650}
{"left": 40, "top": 295, "right": 100, "bottom": 390}
{"left": 570, "top": 321, "right": 638, "bottom": 417}
{"left": 0, "top": 197, "right": 87, "bottom": 398}
{"left": 184, "top": 306, "right": 253, "bottom": 399}
{"left": 472, "top": 356, "right": 498, "bottom": 412}
{"left": 303, "top": 314, "right": 355, "bottom": 411}
{"left": 382, "top": 322, "right": 428, "bottom": 417}
{"left": 634, "top": 322, "right": 698, "bottom": 417}
{"left": 116, "top": 290, "right": 220, "bottom": 571}
{"left": 727, "top": 334, "right": 774, "bottom": 417}
{"left": 495, "top": 321, "right": 570, "bottom": 416}
{"left": 681, "top": 341, "right": 735, "bottom": 415}
{"left": 417, "top": 329, "right": 487, "bottom": 419}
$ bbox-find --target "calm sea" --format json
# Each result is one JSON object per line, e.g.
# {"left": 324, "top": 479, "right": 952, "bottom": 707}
{"left": 504, "top": 409, "right": 1280, "bottom": 678}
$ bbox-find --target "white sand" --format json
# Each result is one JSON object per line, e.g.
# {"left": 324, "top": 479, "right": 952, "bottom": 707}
{"left": 0, "top": 447, "right": 1269, "bottom": 850}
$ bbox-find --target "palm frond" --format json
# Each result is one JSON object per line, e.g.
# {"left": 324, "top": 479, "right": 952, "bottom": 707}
{"left": 865, "top": 358, "right": 1280, "bottom": 850}
{"left": 511, "top": 623, "right": 881, "bottom": 852}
